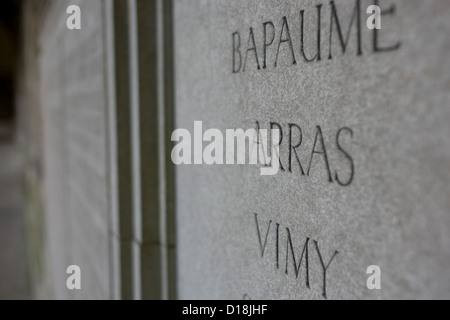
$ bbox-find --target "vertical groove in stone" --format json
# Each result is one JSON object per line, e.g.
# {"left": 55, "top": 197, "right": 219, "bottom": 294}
{"left": 105, "top": 0, "right": 176, "bottom": 300}
{"left": 162, "top": 0, "right": 177, "bottom": 301}
{"left": 128, "top": 0, "right": 143, "bottom": 300}
{"left": 103, "top": 0, "right": 119, "bottom": 300}
{"left": 134, "top": 0, "right": 176, "bottom": 300}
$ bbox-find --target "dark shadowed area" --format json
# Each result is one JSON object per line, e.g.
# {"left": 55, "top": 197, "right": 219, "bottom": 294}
{"left": 0, "top": 0, "right": 31, "bottom": 300}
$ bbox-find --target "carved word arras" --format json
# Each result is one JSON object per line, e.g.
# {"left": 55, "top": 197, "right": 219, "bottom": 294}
{"left": 256, "top": 121, "right": 354, "bottom": 186}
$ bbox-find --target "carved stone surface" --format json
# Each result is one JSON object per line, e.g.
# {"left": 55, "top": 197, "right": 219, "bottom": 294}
{"left": 174, "top": 0, "right": 450, "bottom": 299}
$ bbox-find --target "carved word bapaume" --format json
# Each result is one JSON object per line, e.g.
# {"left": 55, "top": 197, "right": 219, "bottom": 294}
{"left": 232, "top": 0, "right": 400, "bottom": 73}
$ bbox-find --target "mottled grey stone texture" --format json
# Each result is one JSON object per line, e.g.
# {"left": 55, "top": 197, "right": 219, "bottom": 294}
{"left": 40, "top": 0, "right": 111, "bottom": 299}
{"left": 174, "top": 0, "right": 450, "bottom": 299}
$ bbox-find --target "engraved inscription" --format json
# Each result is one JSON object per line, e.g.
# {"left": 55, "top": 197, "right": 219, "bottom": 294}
{"left": 256, "top": 121, "right": 355, "bottom": 186}
{"left": 254, "top": 213, "right": 339, "bottom": 299}
{"left": 232, "top": 0, "right": 401, "bottom": 73}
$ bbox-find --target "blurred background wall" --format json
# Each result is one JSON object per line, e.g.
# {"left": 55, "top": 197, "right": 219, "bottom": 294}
{"left": 0, "top": 0, "right": 31, "bottom": 300}
{"left": 1, "top": 0, "right": 176, "bottom": 300}
{"left": 11, "top": 0, "right": 114, "bottom": 299}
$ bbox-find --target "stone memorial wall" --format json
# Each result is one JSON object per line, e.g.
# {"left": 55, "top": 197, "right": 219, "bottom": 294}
{"left": 15, "top": 0, "right": 450, "bottom": 299}
{"left": 174, "top": 0, "right": 450, "bottom": 300}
